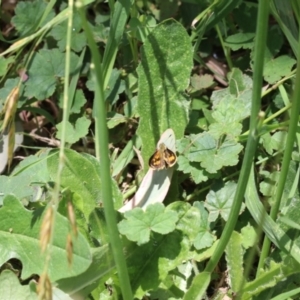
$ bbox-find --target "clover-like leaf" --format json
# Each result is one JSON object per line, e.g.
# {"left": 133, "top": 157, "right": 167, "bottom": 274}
{"left": 50, "top": 13, "right": 86, "bottom": 52}
{"left": 11, "top": 0, "right": 55, "bottom": 36}
{"left": 259, "top": 171, "right": 280, "bottom": 197}
{"left": 264, "top": 55, "right": 296, "bottom": 84}
{"left": 241, "top": 224, "right": 257, "bottom": 249}
{"left": 56, "top": 117, "right": 91, "bottom": 145}
{"left": 188, "top": 133, "right": 243, "bottom": 174}
{"left": 193, "top": 202, "right": 215, "bottom": 250}
{"left": 176, "top": 156, "right": 209, "bottom": 184}
{"left": 205, "top": 182, "right": 245, "bottom": 221}
{"left": 190, "top": 74, "right": 214, "bottom": 91}
{"left": 118, "top": 203, "right": 178, "bottom": 245}
{"left": 24, "top": 49, "right": 79, "bottom": 100}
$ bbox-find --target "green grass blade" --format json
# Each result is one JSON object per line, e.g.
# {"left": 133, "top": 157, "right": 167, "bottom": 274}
{"left": 186, "top": 1, "right": 270, "bottom": 297}
{"left": 77, "top": 1, "right": 133, "bottom": 299}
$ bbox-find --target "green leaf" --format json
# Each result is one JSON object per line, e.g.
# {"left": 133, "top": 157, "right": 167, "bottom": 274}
{"left": 225, "top": 231, "right": 244, "bottom": 293}
{"left": 50, "top": 13, "right": 87, "bottom": 52}
{"left": 205, "top": 182, "right": 245, "bottom": 221}
{"left": 264, "top": 26, "right": 284, "bottom": 62}
{"left": 240, "top": 258, "right": 297, "bottom": 299}
{"left": 137, "top": 19, "right": 193, "bottom": 168}
{"left": 56, "top": 116, "right": 91, "bottom": 144}
{"left": 225, "top": 32, "right": 255, "bottom": 51}
{"left": 190, "top": 74, "right": 214, "bottom": 91}
{"left": 176, "top": 156, "right": 209, "bottom": 184}
{"left": 0, "top": 270, "right": 37, "bottom": 299}
{"left": 193, "top": 201, "right": 215, "bottom": 250}
{"left": 0, "top": 78, "right": 25, "bottom": 110}
{"left": 270, "top": 131, "right": 288, "bottom": 151}
{"left": 128, "top": 16, "right": 156, "bottom": 42}
{"left": 107, "top": 112, "right": 127, "bottom": 129}
{"left": 0, "top": 56, "right": 15, "bottom": 77}
{"left": 241, "top": 224, "right": 257, "bottom": 249}
{"left": 24, "top": 49, "right": 79, "bottom": 100}
{"left": 86, "top": 68, "right": 125, "bottom": 105}
{"left": 232, "top": 3, "right": 257, "bottom": 32}
{"left": 57, "top": 246, "right": 115, "bottom": 299}
{"left": 183, "top": 272, "right": 211, "bottom": 300}
{"left": 211, "top": 68, "right": 252, "bottom": 115}
{"left": 263, "top": 55, "right": 296, "bottom": 84}
{"left": 11, "top": 0, "right": 55, "bottom": 36}
{"left": 0, "top": 195, "right": 92, "bottom": 281}
{"left": 259, "top": 171, "right": 280, "bottom": 197}
{"left": 187, "top": 133, "right": 243, "bottom": 174}
{"left": 47, "top": 149, "right": 123, "bottom": 220}
{"left": 59, "top": 89, "right": 87, "bottom": 114}
{"left": 246, "top": 168, "right": 300, "bottom": 265}
{"left": 111, "top": 135, "right": 141, "bottom": 177}
{"left": 0, "top": 151, "right": 51, "bottom": 205}
{"left": 118, "top": 203, "right": 178, "bottom": 245}
{"left": 125, "top": 201, "right": 197, "bottom": 297}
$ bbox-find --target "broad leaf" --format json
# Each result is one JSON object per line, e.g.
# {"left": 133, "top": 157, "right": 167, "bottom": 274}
{"left": 118, "top": 203, "right": 178, "bottom": 245}
{"left": 137, "top": 19, "right": 193, "bottom": 168}
{"left": 0, "top": 195, "right": 92, "bottom": 281}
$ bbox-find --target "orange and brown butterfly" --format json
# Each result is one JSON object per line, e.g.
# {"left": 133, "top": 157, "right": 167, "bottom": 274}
{"left": 149, "top": 143, "right": 177, "bottom": 170}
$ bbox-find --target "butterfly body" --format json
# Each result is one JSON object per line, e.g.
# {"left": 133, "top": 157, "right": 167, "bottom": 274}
{"left": 149, "top": 143, "right": 177, "bottom": 170}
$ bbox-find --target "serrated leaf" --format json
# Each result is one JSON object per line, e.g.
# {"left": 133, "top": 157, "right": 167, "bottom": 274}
{"left": 0, "top": 195, "right": 92, "bottom": 281}
{"left": 193, "top": 202, "right": 215, "bottom": 250}
{"left": 11, "top": 0, "right": 55, "bottom": 36}
{"left": 168, "top": 201, "right": 201, "bottom": 242}
{"left": 56, "top": 117, "right": 91, "bottom": 144}
{"left": 260, "top": 132, "right": 273, "bottom": 155}
{"left": 125, "top": 201, "right": 197, "bottom": 297}
{"left": 264, "top": 55, "right": 296, "bottom": 84}
{"left": 137, "top": 20, "right": 193, "bottom": 169}
{"left": 240, "top": 258, "right": 297, "bottom": 299}
{"left": 59, "top": 89, "right": 87, "bottom": 114}
{"left": 270, "top": 131, "right": 287, "bottom": 151}
{"left": 205, "top": 182, "right": 245, "bottom": 221}
{"left": 259, "top": 171, "right": 280, "bottom": 197}
{"left": 211, "top": 69, "right": 252, "bottom": 116}
{"left": 188, "top": 133, "right": 243, "bottom": 174}
{"left": 190, "top": 74, "right": 214, "bottom": 91}
{"left": 176, "top": 156, "right": 209, "bottom": 184}
{"left": 225, "top": 231, "right": 244, "bottom": 292}
{"left": 118, "top": 203, "right": 178, "bottom": 245}
{"left": 24, "top": 49, "right": 79, "bottom": 100}
{"left": 50, "top": 13, "right": 86, "bottom": 52}
{"left": 241, "top": 224, "right": 257, "bottom": 249}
